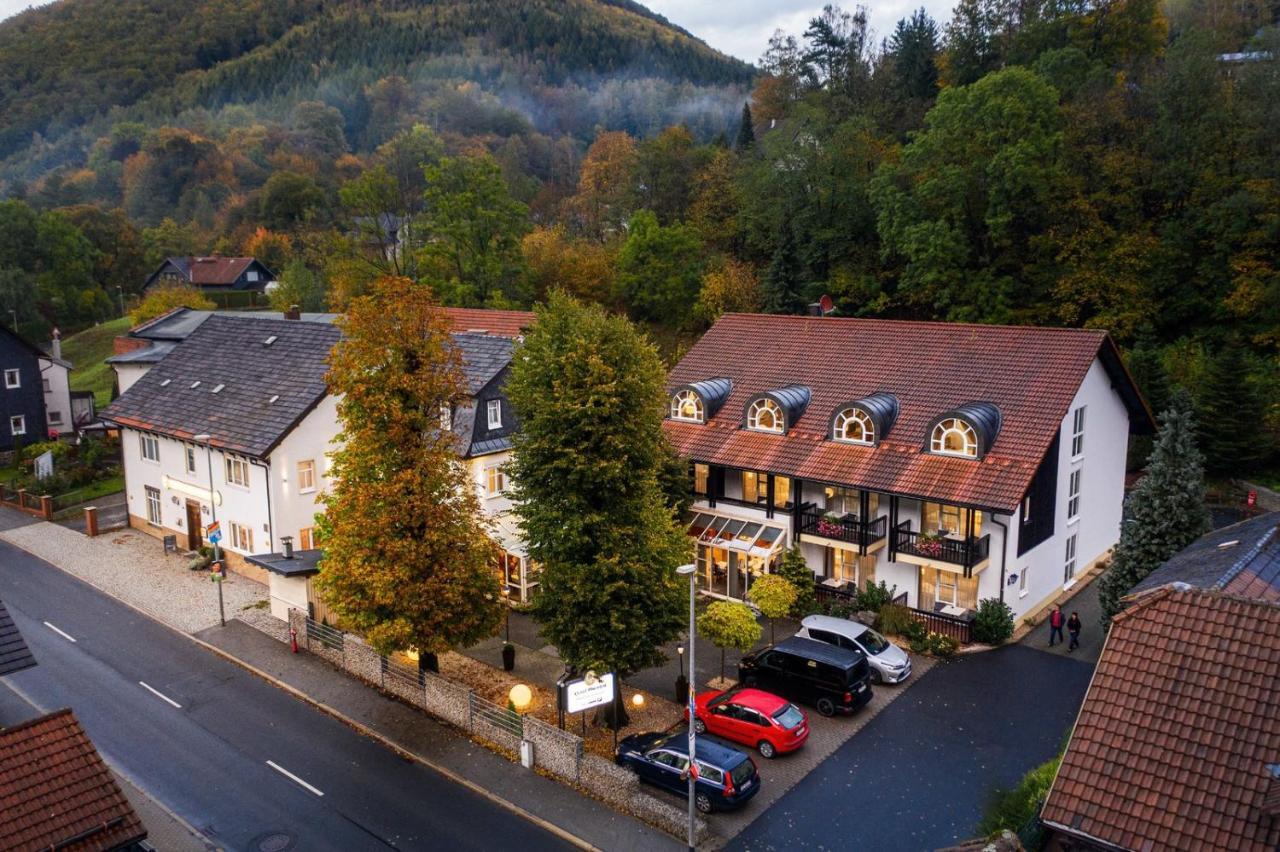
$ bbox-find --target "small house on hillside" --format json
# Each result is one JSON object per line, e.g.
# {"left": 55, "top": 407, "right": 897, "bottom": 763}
{"left": 143, "top": 256, "right": 276, "bottom": 293}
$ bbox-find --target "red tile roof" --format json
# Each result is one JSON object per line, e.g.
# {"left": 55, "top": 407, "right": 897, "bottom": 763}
{"left": 0, "top": 709, "right": 146, "bottom": 852}
{"left": 184, "top": 256, "right": 255, "bottom": 286}
{"left": 1042, "top": 589, "right": 1280, "bottom": 852}
{"left": 664, "top": 314, "right": 1147, "bottom": 511}
{"left": 440, "top": 308, "right": 535, "bottom": 338}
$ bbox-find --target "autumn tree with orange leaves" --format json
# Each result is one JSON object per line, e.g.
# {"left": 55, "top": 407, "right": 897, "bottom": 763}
{"left": 316, "top": 276, "right": 501, "bottom": 670}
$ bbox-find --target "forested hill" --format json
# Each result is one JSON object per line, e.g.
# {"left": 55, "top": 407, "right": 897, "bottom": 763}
{"left": 0, "top": 0, "right": 753, "bottom": 178}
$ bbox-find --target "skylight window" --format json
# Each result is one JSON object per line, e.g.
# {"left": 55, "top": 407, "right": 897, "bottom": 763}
{"left": 159, "top": 379, "right": 171, "bottom": 387}
{"left": 211, "top": 384, "right": 225, "bottom": 394}
{"left": 190, "top": 381, "right": 201, "bottom": 389}
{"left": 268, "top": 394, "right": 280, "bottom": 404}
{"left": 264, "top": 335, "right": 278, "bottom": 346}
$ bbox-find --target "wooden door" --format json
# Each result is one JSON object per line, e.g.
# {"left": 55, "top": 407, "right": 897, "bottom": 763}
{"left": 185, "top": 501, "right": 203, "bottom": 550}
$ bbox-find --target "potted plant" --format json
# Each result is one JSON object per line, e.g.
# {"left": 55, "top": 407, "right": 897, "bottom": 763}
{"left": 916, "top": 532, "right": 945, "bottom": 557}
{"left": 502, "top": 641, "right": 516, "bottom": 671}
{"left": 816, "top": 513, "right": 845, "bottom": 538}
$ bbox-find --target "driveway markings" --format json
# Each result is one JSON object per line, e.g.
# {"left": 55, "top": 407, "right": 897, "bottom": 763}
{"left": 43, "top": 621, "right": 76, "bottom": 643}
{"left": 267, "top": 760, "right": 324, "bottom": 796}
{"left": 139, "top": 681, "right": 182, "bottom": 709}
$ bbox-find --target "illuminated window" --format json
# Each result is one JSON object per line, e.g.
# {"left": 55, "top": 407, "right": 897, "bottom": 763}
{"left": 746, "top": 398, "right": 784, "bottom": 433}
{"left": 670, "top": 390, "right": 704, "bottom": 423}
{"left": 832, "top": 407, "right": 874, "bottom": 445}
{"left": 694, "top": 463, "right": 709, "bottom": 495}
{"left": 298, "top": 527, "right": 316, "bottom": 550}
{"left": 486, "top": 465, "right": 507, "bottom": 496}
{"left": 930, "top": 418, "right": 977, "bottom": 458}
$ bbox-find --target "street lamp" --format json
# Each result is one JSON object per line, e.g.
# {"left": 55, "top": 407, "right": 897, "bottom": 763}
{"left": 676, "top": 562, "right": 697, "bottom": 851}
{"left": 501, "top": 586, "right": 511, "bottom": 643}
{"left": 194, "top": 433, "right": 224, "bottom": 627}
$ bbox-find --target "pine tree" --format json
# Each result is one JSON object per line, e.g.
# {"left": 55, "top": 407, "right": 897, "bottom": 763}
{"left": 735, "top": 102, "right": 755, "bottom": 151}
{"left": 316, "top": 276, "right": 501, "bottom": 667}
{"left": 762, "top": 218, "right": 806, "bottom": 314}
{"left": 1196, "top": 341, "right": 1272, "bottom": 477}
{"left": 506, "top": 292, "right": 686, "bottom": 727}
{"left": 1098, "top": 390, "right": 1212, "bottom": 623}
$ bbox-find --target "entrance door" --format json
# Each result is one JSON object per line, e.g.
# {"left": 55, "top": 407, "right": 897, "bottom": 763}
{"left": 185, "top": 501, "right": 203, "bottom": 550}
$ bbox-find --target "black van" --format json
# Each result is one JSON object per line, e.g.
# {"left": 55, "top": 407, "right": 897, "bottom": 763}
{"left": 738, "top": 636, "right": 872, "bottom": 717}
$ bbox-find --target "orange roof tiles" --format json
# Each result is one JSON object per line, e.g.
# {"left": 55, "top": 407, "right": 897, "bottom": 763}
{"left": 440, "top": 307, "right": 535, "bottom": 338}
{"left": 1042, "top": 589, "right": 1280, "bottom": 852}
{"left": 663, "top": 313, "right": 1146, "bottom": 511}
{"left": 0, "top": 709, "right": 146, "bottom": 851}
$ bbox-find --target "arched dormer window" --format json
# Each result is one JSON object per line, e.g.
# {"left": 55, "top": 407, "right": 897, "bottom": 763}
{"left": 931, "top": 418, "right": 978, "bottom": 458}
{"left": 746, "top": 398, "right": 785, "bottom": 433}
{"left": 670, "top": 389, "right": 704, "bottom": 423}
{"left": 832, "top": 408, "right": 875, "bottom": 445}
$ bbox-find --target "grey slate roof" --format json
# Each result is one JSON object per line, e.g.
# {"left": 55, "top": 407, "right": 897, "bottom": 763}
{"left": 246, "top": 549, "right": 323, "bottom": 577}
{"left": 101, "top": 315, "right": 341, "bottom": 458}
{"left": 453, "top": 333, "right": 515, "bottom": 394}
{"left": 1133, "top": 511, "right": 1280, "bottom": 602}
{"left": 128, "top": 308, "right": 339, "bottom": 342}
{"left": 0, "top": 600, "right": 36, "bottom": 677}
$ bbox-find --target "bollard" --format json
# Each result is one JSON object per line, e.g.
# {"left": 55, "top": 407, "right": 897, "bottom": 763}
{"left": 84, "top": 506, "right": 99, "bottom": 538}
{"left": 290, "top": 626, "right": 299, "bottom": 654}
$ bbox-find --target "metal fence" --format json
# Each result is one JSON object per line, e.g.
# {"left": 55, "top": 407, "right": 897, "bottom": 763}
{"left": 469, "top": 691, "right": 524, "bottom": 740}
{"left": 304, "top": 616, "right": 344, "bottom": 653}
{"left": 381, "top": 652, "right": 423, "bottom": 690}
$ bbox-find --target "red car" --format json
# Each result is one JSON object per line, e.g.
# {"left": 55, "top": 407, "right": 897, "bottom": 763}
{"left": 685, "top": 687, "right": 809, "bottom": 758}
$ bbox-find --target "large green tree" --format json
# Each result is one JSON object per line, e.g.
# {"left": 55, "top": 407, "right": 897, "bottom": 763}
{"left": 615, "top": 209, "right": 704, "bottom": 323}
{"left": 506, "top": 292, "right": 686, "bottom": 726}
{"left": 1196, "top": 342, "right": 1273, "bottom": 477}
{"left": 317, "top": 276, "right": 501, "bottom": 666}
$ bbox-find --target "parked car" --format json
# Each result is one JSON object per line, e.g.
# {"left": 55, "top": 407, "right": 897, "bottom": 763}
{"left": 616, "top": 732, "right": 761, "bottom": 813}
{"left": 685, "top": 687, "right": 808, "bottom": 758}
{"left": 795, "top": 614, "right": 912, "bottom": 684}
{"left": 738, "top": 636, "right": 872, "bottom": 716}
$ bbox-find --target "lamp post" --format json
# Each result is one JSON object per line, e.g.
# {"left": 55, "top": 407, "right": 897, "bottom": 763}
{"left": 501, "top": 586, "right": 511, "bottom": 643}
{"left": 194, "top": 433, "right": 224, "bottom": 627}
{"left": 675, "top": 562, "right": 696, "bottom": 851}
{"left": 675, "top": 645, "right": 687, "bottom": 704}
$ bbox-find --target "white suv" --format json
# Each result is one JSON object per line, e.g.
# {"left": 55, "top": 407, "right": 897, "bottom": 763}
{"left": 796, "top": 614, "right": 912, "bottom": 684}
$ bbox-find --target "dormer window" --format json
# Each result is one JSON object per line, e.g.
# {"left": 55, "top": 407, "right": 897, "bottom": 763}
{"left": 931, "top": 418, "right": 978, "bottom": 458}
{"left": 671, "top": 389, "right": 704, "bottom": 423}
{"left": 746, "top": 398, "right": 784, "bottom": 433}
{"left": 926, "top": 402, "right": 1001, "bottom": 460}
{"left": 833, "top": 408, "right": 875, "bottom": 445}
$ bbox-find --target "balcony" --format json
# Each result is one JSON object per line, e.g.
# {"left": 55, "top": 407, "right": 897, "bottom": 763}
{"left": 892, "top": 521, "right": 990, "bottom": 572}
{"left": 798, "top": 509, "right": 888, "bottom": 552}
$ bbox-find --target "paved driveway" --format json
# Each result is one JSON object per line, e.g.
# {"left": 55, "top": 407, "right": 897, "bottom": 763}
{"left": 728, "top": 645, "right": 1095, "bottom": 851}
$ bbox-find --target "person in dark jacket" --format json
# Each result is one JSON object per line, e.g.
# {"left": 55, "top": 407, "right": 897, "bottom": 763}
{"left": 1067, "top": 612, "right": 1082, "bottom": 651}
{"left": 1048, "top": 606, "right": 1064, "bottom": 646}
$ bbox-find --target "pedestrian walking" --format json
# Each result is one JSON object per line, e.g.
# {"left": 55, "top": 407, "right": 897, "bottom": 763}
{"left": 1048, "top": 606, "right": 1065, "bottom": 646}
{"left": 1067, "top": 611, "right": 1082, "bottom": 652}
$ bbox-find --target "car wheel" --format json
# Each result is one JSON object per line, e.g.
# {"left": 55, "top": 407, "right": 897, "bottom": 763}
{"left": 816, "top": 697, "right": 836, "bottom": 717}
{"left": 757, "top": 740, "right": 776, "bottom": 759}
{"left": 695, "top": 792, "right": 714, "bottom": 814}
{"left": 693, "top": 718, "right": 707, "bottom": 735}
{"left": 870, "top": 668, "right": 883, "bottom": 685}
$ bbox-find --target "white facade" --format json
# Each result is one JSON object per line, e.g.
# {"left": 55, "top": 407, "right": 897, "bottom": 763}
{"left": 114, "top": 362, "right": 150, "bottom": 396}
{"left": 38, "top": 357, "right": 72, "bottom": 434}
{"left": 467, "top": 449, "right": 537, "bottom": 602}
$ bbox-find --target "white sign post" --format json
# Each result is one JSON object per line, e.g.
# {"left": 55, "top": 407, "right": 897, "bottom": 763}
{"left": 564, "top": 671, "right": 615, "bottom": 714}
{"left": 33, "top": 451, "right": 53, "bottom": 481}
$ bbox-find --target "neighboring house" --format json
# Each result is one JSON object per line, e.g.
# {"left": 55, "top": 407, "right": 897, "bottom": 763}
{"left": 143, "top": 256, "right": 276, "bottom": 293}
{"left": 0, "top": 708, "right": 148, "bottom": 851}
{"left": 39, "top": 329, "right": 81, "bottom": 433}
{"left": 663, "top": 314, "right": 1152, "bottom": 626}
{"left": 0, "top": 325, "right": 49, "bottom": 451}
{"left": 352, "top": 213, "right": 411, "bottom": 264}
{"left": 1040, "top": 587, "right": 1280, "bottom": 851}
{"left": 1132, "top": 511, "right": 1280, "bottom": 602}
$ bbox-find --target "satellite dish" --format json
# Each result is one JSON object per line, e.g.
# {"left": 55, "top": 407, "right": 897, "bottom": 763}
{"left": 818, "top": 294, "right": 834, "bottom": 315}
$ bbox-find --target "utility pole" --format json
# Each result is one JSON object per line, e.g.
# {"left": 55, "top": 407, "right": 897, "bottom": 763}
{"left": 195, "top": 433, "right": 224, "bottom": 627}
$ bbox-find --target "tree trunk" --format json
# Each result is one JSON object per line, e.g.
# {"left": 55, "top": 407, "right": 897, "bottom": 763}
{"left": 720, "top": 647, "right": 726, "bottom": 682}
{"left": 594, "top": 676, "right": 630, "bottom": 729}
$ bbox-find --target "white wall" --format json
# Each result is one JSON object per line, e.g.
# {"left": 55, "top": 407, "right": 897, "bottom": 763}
{"left": 38, "top": 359, "right": 71, "bottom": 433}
{"left": 268, "top": 395, "right": 340, "bottom": 552}
{"left": 269, "top": 574, "right": 309, "bottom": 620}
{"left": 114, "top": 363, "right": 151, "bottom": 395}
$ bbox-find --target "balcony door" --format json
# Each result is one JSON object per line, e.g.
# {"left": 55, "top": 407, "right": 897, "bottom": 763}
{"left": 922, "top": 503, "right": 982, "bottom": 538}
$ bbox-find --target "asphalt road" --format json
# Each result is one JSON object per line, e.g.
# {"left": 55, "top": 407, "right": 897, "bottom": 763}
{"left": 728, "top": 644, "right": 1095, "bottom": 851}
{"left": 0, "top": 540, "right": 573, "bottom": 852}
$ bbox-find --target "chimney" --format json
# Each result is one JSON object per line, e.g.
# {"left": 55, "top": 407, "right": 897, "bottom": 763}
{"left": 282, "top": 535, "right": 294, "bottom": 559}
{"left": 284, "top": 305, "right": 301, "bottom": 321}
{"left": 50, "top": 328, "right": 61, "bottom": 360}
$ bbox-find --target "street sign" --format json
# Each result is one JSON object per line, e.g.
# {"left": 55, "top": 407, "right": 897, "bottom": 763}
{"left": 564, "top": 672, "right": 615, "bottom": 713}
{"left": 208, "top": 530, "right": 222, "bottom": 544}
{"left": 206, "top": 521, "right": 220, "bottom": 537}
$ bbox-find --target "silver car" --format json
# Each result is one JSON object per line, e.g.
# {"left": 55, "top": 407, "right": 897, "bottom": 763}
{"left": 795, "top": 614, "right": 912, "bottom": 684}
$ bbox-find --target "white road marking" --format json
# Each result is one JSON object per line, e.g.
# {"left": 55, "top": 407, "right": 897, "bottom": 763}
{"left": 266, "top": 760, "right": 324, "bottom": 796}
{"left": 43, "top": 621, "right": 76, "bottom": 643}
{"left": 139, "top": 681, "right": 182, "bottom": 709}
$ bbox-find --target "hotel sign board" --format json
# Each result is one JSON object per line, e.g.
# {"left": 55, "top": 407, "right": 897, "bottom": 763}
{"left": 563, "top": 672, "right": 615, "bottom": 713}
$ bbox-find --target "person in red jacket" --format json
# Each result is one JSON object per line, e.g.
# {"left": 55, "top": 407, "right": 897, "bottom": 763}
{"left": 1048, "top": 606, "right": 1065, "bottom": 646}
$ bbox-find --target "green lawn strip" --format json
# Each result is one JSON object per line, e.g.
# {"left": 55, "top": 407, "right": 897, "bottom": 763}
{"left": 61, "top": 317, "right": 132, "bottom": 409}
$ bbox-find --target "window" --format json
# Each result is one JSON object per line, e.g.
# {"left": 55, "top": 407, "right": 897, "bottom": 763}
{"left": 930, "top": 418, "right": 977, "bottom": 458}
{"left": 4, "top": 369, "right": 19, "bottom": 389}
{"left": 185, "top": 446, "right": 197, "bottom": 475}
{"left": 924, "top": 503, "right": 983, "bottom": 537}
{"left": 246, "top": 269, "right": 259, "bottom": 282}
{"left": 773, "top": 475, "right": 791, "bottom": 509}
{"left": 823, "top": 486, "right": 878, "bottom": 518}
{"left": 1070, "top": 406, "right": 1086, "bottom": 457}
{"left": 139, "top": 433, "right": 159, "bottom": 462}
{"left": 230, "top": 522, "right": 254, "bottom": 553}
{"left": 832, "top": 407, "right": 874, "bottom": 445}
{"left": 671, "top": 390, "right": 704, "bottom": 423}
{"left": 746, "top": 398, "right": 784, "bottom": 433}
{"left": 693, "top": 463, "right": 709, "bottom": 496}
{"left": 486, "top": 465, "right": 507, "bottom": 496}
{"left": 144, "top": 486, "right": 161, "bottom": 525}
{"left": 48, "top": 410, "right": 62, "bottom": 425}
{"left": 742, "top": 470, "right": 790, "bottom": 507}
{"left": 1067, "top": 469, "right": 1081, "bottom": 521}
{"left": 1019, "top": 563, "right": 1030, "bottom": 595}
{"left": 298, "top": 527, "right": 316, "bottom": 550}
{"left": 936, "top": 574, "right": 959, "bottom": 606}
{"left": 440, "top": 404, "right": 452, "bottom": 432}
{"left": 42, "top": 378, "right": 50, "bottom": 393}
{"left": 297, "top": 460, "right": 316, "bottom": 493}
{"left": 1021, "top": 495, "right": 1032, "bottom": 525}
{"left": 1064, "top": 533, "right": 1078, "bottom": 583}
{"left": 487, "top": 399, "right": 502, "bottom": 430}
{"left": 829, "top": 547, "right": 858, "bottom": 584}
{"left": 225, "top": 456, "right": 250, "bottom": 488}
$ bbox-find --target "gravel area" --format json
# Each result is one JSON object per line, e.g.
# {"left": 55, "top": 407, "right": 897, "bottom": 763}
{"left": 0, "top": 522, "right": 266, "bottom": 633}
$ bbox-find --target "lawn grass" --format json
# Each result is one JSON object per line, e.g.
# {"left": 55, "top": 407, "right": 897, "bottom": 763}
{"left": 61, "top": 317, "right": 132, "bottom": 409}
{"left": 51, "top": 473, "right": 125, "bottom": 513}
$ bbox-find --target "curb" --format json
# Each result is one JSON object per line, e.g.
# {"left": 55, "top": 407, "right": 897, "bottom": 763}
{"left": 0, "top": 532, "right": 599, "bottom": 852}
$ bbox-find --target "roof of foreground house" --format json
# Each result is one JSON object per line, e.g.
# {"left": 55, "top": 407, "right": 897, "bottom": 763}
{"left": 1041, "top": 588, "right": 1280, "bottom": 852}
{"left": 664, "top": 314, "right": 1152, "bottom": 512}
{"left": 0, "top": 600, "right": 35, "bottom": 677}
{"left": 0, "top": 708, "right": 147, "bottom": 852}
{"left": 1133, "top": 512, "right": 1280, "bottom": 602}
{"left": 439, "top": 307, "right": 534, "bottom": 338}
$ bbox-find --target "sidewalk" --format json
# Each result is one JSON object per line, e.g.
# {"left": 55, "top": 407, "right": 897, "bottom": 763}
{"left": 197, "top": 620, "right": 675, "bottom": 851}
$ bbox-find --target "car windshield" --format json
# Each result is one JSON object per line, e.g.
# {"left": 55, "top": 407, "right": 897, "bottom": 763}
{"left": 729, "top": 758, "right": 756, "bottom": 788}
{"left": 858, "top": 629, "right": 892, "bottom": 655}
{"left": 772, "top": 704, "right": 805, "bottom": 729}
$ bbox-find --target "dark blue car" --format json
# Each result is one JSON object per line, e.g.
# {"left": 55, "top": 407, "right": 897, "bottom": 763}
{"left": 616, "top": 731, "right": 761, "bottom": 813}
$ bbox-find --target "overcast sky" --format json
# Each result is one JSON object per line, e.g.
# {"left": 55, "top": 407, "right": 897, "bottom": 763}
{"left": 0, "top": 0, "right": 955, "bottom": 65}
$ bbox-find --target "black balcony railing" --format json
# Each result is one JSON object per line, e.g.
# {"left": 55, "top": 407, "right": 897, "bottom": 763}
{"left": 799, "top": 510, "right": 888, "bottom": 551}
{"left": 892, "top": 523, "right": 991, "bottom": 572}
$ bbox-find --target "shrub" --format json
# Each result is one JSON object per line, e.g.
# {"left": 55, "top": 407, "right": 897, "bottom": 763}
{"left": 877, "top": 603, "right": 915, "bottom": 636}
{"left": 972, "top": 598, "right": 1016, "bottom": 645}
{"left": 902, "top": 619, "right": 927, "bottom": 642}
{"left": 927, "top": 632, "right": 959, "bottom": 658}
{"left": 824, "top": 599, "right": 858, "bottom": 621}
{"left": 775, "top": 544, "right": 817, "bottom": 616}
{"left": 977, "top": 754, "right": 1062, "bottom": 839}
{"left": 855, "top": 579, "right": 896, "bottom": 612}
